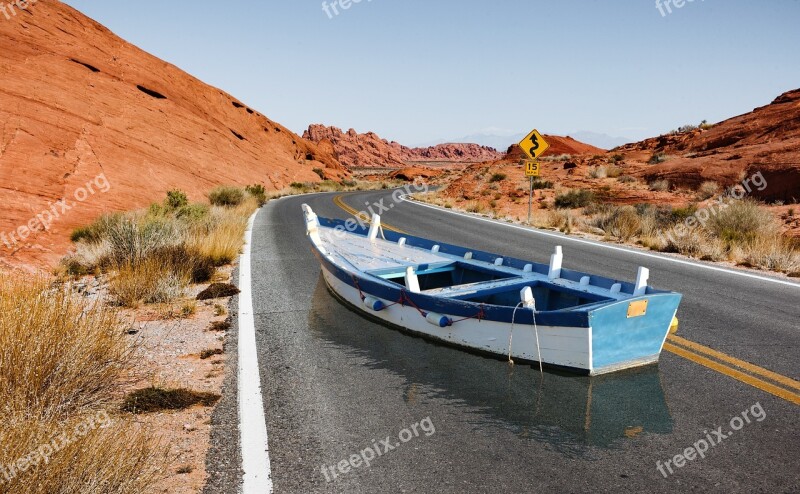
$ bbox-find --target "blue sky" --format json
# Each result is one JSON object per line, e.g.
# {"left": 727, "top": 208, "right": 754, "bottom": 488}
{"left": 63, "top": 0, "right": 800, "bottom": 145}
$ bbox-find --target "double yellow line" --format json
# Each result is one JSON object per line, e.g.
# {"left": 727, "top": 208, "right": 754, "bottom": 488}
{"left": 332, "top": 193, "right": 800, "bottom": 406}
{"left": 664, "top": 335, "right": 800, "bottom": 405}
{"left": 333, "top": 194, "right": 408, "bottom": 234}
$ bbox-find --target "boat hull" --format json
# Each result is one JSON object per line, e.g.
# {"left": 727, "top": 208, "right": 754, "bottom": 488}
{"left": 321, "top": 264, "right": 668, "bottom": 376}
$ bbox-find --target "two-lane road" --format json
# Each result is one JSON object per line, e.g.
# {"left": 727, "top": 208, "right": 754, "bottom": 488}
{"left": 209, "top": 189, "right": 799, "bottom": 493}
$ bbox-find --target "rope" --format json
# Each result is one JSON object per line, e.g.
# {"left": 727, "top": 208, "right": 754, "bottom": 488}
{"left": 509, "top": 301, "right": 543, "bottom": 374}
{"left": 532, "top": 301, "right": 543, "bottom": 375}
{"left": 508, "top": 302, "right": 522, "bottom": 365}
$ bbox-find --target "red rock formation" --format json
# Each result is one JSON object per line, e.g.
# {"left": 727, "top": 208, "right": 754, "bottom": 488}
{"left": 618, "top": 89, "right": 800, "bottom": 202}
{"left": 303, "top": 125, "right": 503, "bottom": 168}
{"left": 505, "top": 135, "right": 606, "bottom": 160}
{"left": 0, "top": 0, "right": 346, "bottom": 271}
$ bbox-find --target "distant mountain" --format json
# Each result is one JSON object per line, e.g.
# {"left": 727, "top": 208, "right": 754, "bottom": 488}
{"left": 421, "top": 131, "right": 632, "bottom": 152}
{"left": 568, "top": 131, "right": 632, "bottom": 150}
{"left": 303, "top": 125, "right": 503, "bottom": 168}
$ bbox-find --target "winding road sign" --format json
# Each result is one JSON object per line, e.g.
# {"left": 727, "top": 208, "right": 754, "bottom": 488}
{"left": 519, "top": 129, "right": 550, "bottom": 160}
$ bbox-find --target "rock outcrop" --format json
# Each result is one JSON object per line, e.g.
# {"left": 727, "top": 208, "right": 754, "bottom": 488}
{"left": 303, "top": 125, "right": 503, "bottom": 168}
{"left": 0, "top": 0, "right": 345, "bottom": 270}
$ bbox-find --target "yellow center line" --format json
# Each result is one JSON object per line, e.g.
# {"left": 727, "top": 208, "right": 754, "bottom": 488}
{"left": 668, "top": 334, "right": 800, "bottom": 392}
{"left": 663, "top": 342, "right": 800, "bottom": 406}
{"left": 333, "top": 194, "right": 408, "bottom": 234}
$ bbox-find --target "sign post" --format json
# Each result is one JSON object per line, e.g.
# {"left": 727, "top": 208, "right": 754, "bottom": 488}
{"left": 518, "top": 129, "right": 549, "bottom": 225}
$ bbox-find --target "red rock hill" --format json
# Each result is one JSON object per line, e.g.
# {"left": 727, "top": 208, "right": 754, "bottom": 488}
{"left": 0, "top": 0, "right": 345, "bottom": 271}
{"left": 303, "top": 125, "right": 503, "bottom": 168}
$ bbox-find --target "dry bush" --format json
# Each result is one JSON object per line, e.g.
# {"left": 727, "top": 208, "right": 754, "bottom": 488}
{"left": 0, "top": 277, "right": 165, "bottom": 493}
{"left": 697, "top": 181, "right": 721, "bottom": 200}
{"left": 588, "top": 166, "right": 608, "bottom": 179}
{"left": 110, "top": 258, "right": 189, "bottom": 308}
{"left": 741, "top": 236, "right": 800, "bottom": 273}
{"left": 649, "top": 179, "right": 670, "bottom": 192}
{"left": 661, "top": 228, "right": 726, "bottom": 261}
{"left": 0, "top": 277, "right": 133, "bottom": 416}
{"left": 592, "top": 206, "right": 642, "bottom": 241}
{"left": 705, "top": 198, "right": 778, "bottom": 245}
{"left": 0, "top": 415, "right": 164, "bottom": 494}
{"left": 465, "top": 201, "right": 488, "bottom": 214}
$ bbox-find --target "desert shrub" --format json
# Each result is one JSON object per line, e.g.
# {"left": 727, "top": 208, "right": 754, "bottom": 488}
{"left": 110, "top": 257, "right": 189, "bottom": 307}
{"left": 705, "top": 199, "right": 778, "bottom": 245}
{"left": 531, "top": 179, "right": 554, "bottom": 190}
{"left": 245, "top": 184, "right": 267, "bottom": 206}
{"left": 648, "top": 152, "right": 669, "bottom": 164}
{"left": 592, "top": 206, "right": 642, "bottom": 241}
{"left": 164, "top": 189, "right": 189, "bottom": 210}
{"left": 70, "top": 213, "right": 125, "bottom": 244}
{"left": 649, "top": 179, "right": 670, "bottom": 192}
{"left": 555, "top": 190, "right": 595, "bottom": 209}
{"left": 175, "top": 203, "right": 210, "bottom": 221}
{"left": 741, "top": 237, "right": 800, "bottom": 273}
{"left": 104, "top": 217, "right": 183, "bottom": 269}
{"left": 588, "top": 166, "right": 608, "bottom": 179}
{"left": 0, "top": 277, "right": 133, "bottom": 415}
{"left": 608, "top": 154, "right": 625, "bottom": 163}
{"left": 489, "top": 172, "right": 507, "bottom": 183}
{"left": 606, "top": 165, "right": 623, "bottom": 178}
{"left": 661, "top": 228, "right": 726, "bottom": 261}
{"left": 312, "top": 168, "right": 325, "bottom": 179}
{"left": 697, "top": 181, "right": 721, "bottom": 200}
{"left": 208, "top": 186, "right": 245, "bottom": 207}
{"left": 618, "top": 175, "right": 637, "bottom": 183}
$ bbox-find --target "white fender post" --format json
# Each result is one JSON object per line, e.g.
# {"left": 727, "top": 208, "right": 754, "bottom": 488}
{"left": 634, "top": 267, "right": 650, "bottom": 296}
{"left": 494, "top": 258, "right": 504, "bottom": 266}
{"left": 398, "top": 237, "right": 407, "bottom": 247}
{"left": 431, "top": 245, "right": 440, "bottom": 253}
{"left": 302, "top": 204, "right": 322, "bottom": 244}
{"left": 405, "top": 266, "right": 421, "bottom": 293}
{"left": 610, "top": 283, "right": 622, "bottom": 295}
{"left": 368, "top": 214, "right": 381, "bottom": 242}
{"left": 520, "top": 286, "right": 536, "bottom": 309}
{"left": 548, "top": 246, "right": 563, "bottom": 280}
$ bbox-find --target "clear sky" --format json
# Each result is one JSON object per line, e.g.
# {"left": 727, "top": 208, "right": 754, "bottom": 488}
{"left": 62, "top": 0, "right": 800, "bottom": 145}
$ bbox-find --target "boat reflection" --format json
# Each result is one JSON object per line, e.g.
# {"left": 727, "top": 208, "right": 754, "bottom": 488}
{"left": 308, "top": 276, "right": 673, "bottom": 454}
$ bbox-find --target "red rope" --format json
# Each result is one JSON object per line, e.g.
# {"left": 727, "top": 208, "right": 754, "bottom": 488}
{"left": 352, "top": 281, "right": 485, "bottom": 327}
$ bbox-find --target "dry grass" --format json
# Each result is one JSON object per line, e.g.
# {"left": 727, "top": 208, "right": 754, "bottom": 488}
{"left": 0, "top": 277, "right": 133, "bottom": 416}
{"left": 110, "top": 257, "right": 189, "bottom": 308}
{"left": 592, "top": 206, "right": 642, "bottom": 242}
{"left": 649, "top": 179, "right": 670, "bottom": 192}
{"left": 697, "top": 181, "right": 721, "bottom": 200}
{"left": 0, "top": 276, "right": 165, "bottom": 494}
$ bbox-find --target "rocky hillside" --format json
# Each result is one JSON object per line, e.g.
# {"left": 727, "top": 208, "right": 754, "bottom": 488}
{"left": 303, "top": 125, "right": 503, "bottom": 168}
{"left": 0, "top": 0, "right": 345, "bottom": 271}
{"left": 619, "top": 88, "right": 800, "bottom": 202}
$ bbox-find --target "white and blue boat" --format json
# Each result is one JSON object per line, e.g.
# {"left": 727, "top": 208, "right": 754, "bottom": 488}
{"left": 302, "top": 204, "right": 682, "bottom": 376}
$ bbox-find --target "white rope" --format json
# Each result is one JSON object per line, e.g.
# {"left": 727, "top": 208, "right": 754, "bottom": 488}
{"left": 531, "top": 300, "right": 543, "bottom": 375}
{"left": 508, "top": 302, "right": 523, "bottom": 365}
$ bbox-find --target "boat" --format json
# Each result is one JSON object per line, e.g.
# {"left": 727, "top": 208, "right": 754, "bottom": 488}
{"left": 302, "top": 204, "right": 682, "bottom": 376}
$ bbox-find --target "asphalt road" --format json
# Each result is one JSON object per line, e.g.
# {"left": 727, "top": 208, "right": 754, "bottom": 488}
{"left": 210, "top": 189, "right": 800, "bottom": 493}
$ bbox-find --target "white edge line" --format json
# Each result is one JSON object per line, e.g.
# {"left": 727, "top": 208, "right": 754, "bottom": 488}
{"left": 238, "top": 209, "right": 273, "bottom": 493}
{"left": 400, "top": 195, "right": 800, "bottom": 289}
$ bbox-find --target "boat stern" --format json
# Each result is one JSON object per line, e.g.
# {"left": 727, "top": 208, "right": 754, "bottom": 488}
{"left": 588, "top": 293, "right": 682, "bottom": 375}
